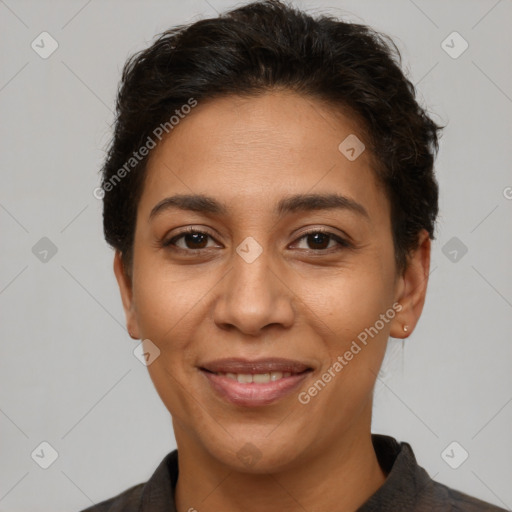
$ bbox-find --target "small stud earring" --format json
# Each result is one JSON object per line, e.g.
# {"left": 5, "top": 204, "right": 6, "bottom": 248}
{"left": 403, "top": 325, "right": 409, "bottom": 332}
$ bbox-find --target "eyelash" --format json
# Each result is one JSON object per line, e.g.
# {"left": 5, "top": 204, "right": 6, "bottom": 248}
{"left": 161, "top": 227, "right": 352, "bottom": 254}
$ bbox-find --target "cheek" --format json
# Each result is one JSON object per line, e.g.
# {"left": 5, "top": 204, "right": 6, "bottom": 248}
{"left": 131, "top": 259, "right": 200, "bottom": 351}
{"left": 293, "top": 252, "right": 395, "bottom": 400}
{"left": 131, "top": 265, "right": 204, "bottom": 419}
{"left": 295, "top": 260, "right": 395, "bottom": 341}
{"left": 297, "top": 270, "right": 392, "bottom": 432}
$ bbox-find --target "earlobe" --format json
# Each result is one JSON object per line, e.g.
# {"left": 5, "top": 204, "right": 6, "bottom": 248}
{"left": 113, "top": 251, "right": 140, "bottom": 340}
{"left": 390, "top": 230, "right": 431, "bottom": 339}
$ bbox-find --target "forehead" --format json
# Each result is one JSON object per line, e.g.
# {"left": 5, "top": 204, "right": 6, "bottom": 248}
{"left": 140, "top": 90, "right": 389, "bottom": 223}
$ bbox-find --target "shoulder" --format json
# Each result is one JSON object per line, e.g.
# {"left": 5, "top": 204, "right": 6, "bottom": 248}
{"left": 367, "top": 435, "right": 507, "bottom": 512}
{"left": 76, "top": 449, "right": 178, "bottom": 512}
{"left": 425, "top": 479, "right": 508, "bottom": 512}
{"left": 78, "top": 482, "right": 145, "bottom": 512}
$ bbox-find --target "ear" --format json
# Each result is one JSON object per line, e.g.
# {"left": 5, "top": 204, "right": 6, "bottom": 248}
{"left": 113, "top": 250, "right": 140, "bottom": 340}
{"left": 390, "top": 229, "right": 431, "bottom": 339}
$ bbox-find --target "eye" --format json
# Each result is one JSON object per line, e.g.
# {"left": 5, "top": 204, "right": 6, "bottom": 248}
{"left": 162, "top": 228, "right": 219, "bottom": 251}
{"left": 292, "top": 229, "right": 351, "bottom": 252}
{"left": 161, "top": 227, "right": 352, "bottom": 253}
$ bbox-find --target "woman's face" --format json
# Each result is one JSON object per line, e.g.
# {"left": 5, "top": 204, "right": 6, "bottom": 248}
{"left": 115, "top": 90, "right": 429, "bottom": 472}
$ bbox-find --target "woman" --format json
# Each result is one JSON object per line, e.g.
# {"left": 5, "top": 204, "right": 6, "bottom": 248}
{"left": 83, "top": 1, "right": 506, "bottom": 510}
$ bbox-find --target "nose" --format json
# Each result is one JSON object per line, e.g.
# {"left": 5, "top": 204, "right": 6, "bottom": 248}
{"left": 212, "top": 246, "right": 295, "bottom": 337}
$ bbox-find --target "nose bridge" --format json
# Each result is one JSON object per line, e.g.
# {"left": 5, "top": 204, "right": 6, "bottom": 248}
{"left": 232, "top": 247, "right": 274, "bottom": 302}
{"left": 213, "top": 238, "right": 294, "bottom": 334}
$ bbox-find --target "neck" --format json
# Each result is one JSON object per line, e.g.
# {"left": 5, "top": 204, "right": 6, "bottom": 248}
{"left": 173, "top": 410, "right": 386, "bottom": 512}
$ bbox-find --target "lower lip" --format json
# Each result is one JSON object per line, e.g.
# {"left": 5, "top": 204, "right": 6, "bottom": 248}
{"left": 200, "top": 370, "right": 311, "bottom": 407}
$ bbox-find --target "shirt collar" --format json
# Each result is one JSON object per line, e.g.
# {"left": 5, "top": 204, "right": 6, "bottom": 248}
{"left": 356, "top": 434, "right": 434, "bottom": 511}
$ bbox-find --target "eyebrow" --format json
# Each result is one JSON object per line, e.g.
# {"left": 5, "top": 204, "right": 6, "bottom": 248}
{"left": 148, "top": 193, "right": 369, "bottom": 221}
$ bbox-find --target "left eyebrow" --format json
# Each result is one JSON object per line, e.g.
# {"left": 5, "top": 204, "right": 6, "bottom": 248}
{"left": 275, "top": 192, "right": 369, "bottom": 220}
{"left": 148, "top": 192, "right": 370, "bottom": 221}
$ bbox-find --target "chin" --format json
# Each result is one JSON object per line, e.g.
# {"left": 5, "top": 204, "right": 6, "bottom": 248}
{"left": 203, "top": 429, "right": 307, "bottom": 474}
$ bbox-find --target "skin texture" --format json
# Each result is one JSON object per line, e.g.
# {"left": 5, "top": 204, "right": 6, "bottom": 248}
{"left": 114, "top": 90, "right": 431, "bottom": 512}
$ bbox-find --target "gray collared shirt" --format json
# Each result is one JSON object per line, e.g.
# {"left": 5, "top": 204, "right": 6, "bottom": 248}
{"left": 80, "top": 434, "right": 508, "bottom": 511}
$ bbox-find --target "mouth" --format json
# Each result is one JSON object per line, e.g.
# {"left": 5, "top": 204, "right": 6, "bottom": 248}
{"left": 199, "top": 357, "right": 314, "bottom": 407}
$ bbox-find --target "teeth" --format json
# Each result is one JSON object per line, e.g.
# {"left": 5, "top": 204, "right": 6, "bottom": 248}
{"left": 216, "top": 371, "right": 293, "bottom": 382}
{"left": 253, "top": 373, "right": 271, "bottom": 383}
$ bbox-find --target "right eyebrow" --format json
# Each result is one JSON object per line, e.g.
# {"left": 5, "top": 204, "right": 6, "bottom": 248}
{"left": 149, "top": 194, "right": 227, "bottom": 221}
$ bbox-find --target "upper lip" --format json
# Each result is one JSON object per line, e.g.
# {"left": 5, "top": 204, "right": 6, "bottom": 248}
{"left": 200, "top": 357, "right": 312, "bottom": 374}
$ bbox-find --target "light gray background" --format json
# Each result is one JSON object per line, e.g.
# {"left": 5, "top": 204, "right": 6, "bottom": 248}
{"left": 1, "top": 0, "right": 511, "bottom": 510}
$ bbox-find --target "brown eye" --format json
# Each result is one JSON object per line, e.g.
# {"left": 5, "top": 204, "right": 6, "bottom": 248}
{"left": 293, "top": 230, "right": 351, "bottom": 252}
{"left": 305, "top": 232, "right": 331, "bottom": 250}
{"left": 179, "top": 232, "right": 209, "bottom": 249}
{"left": 163, "top": 229, "right": 218, "bottom": 251}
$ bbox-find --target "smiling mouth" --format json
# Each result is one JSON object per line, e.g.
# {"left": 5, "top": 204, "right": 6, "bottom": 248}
{"left": 198, "top": 358, "right": 314, "bottom": 407}
{"left": 199, "top": 356, "right": 313, "bottom": 374}
{"left": 201, "top": 368, "right": 312, "bottom": 383}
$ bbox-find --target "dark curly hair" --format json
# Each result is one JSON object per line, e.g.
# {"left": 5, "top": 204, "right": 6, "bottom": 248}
{"left": 100, "top": 0, "right": 444, "bottom": 275}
